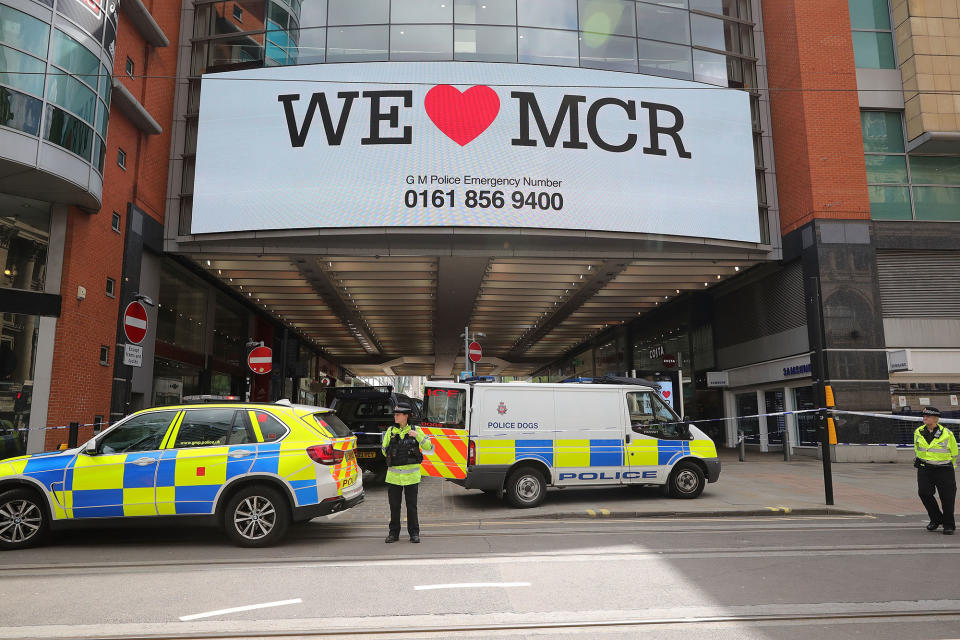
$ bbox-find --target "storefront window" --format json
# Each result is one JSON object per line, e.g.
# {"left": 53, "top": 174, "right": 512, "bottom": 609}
{"left": 595, "top": 334, "right": 626, "bottom": 376}
{"left": 157, "top": 262, "right": 207, "bottom": 354}
{"left": 152, "top": 359, "right": 199, "bottom": 407}
{"left": 571, "top": 349, "right": 594, "bottom": 378}
{"left": 793, "top": 386, "right": 818, "bottom": 446}
{"left": 0, "top": 194, "right": 50, "bottom": 293}
{"left": 0, "top": 312, "right": 39, "bottom": 460}
{"left": 213, "top": 296, "right": 247, "bottom": 369}
{"left": 735, "top": 391, "right": 759, "bottom": 444}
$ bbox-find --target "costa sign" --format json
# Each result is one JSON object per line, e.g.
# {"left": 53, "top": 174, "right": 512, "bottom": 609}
{"left": 194, "top": 62, "right": 758, "bottom": 242}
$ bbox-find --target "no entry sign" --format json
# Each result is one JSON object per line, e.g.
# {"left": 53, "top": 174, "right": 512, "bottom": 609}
{"left": 248, "top": 346, "right": 273, "bottom": 374}
{"left": 123, "top": 301, "right": 148, "bottom": 344}
{"left": 468, "top": 341, "right": 482, "bottom": 363}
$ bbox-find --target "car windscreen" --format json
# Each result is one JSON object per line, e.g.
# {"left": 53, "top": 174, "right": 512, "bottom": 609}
{"left": 333, "top": 398, "right": 393, "bottom": 423}
{"left": 311, "top": 411, "right": 354, "bottom": 438}
{"left": 422, "top": 387, "right": 466, "bottom": 428}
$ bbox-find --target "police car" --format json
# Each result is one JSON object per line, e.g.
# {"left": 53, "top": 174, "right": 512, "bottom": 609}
{"left": 417, "top": 377, "right": 721, "bottom": 507}
{"left": 0, "top": 400, "right": 362, "bottom": 550}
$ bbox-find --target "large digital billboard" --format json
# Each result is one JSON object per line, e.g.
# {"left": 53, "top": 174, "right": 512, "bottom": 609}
{"left": 193, "top": 62, "right": 760, "bottom": 242}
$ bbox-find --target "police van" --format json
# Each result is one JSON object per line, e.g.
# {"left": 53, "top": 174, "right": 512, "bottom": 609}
{"left": 416, "top": 377, "right": 720, "bottom": 508}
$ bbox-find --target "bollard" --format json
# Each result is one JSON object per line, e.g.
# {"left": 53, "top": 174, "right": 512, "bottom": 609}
{"left": 68, "top": 422, "right": 79, "bottom": 449}
{"left": 738, "top": 430, "right": 745, "bottom": 462}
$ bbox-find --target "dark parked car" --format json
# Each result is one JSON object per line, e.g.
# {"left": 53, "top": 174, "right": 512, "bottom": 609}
{"left": 328, "top": 386, "right": 421, "bottom": 482}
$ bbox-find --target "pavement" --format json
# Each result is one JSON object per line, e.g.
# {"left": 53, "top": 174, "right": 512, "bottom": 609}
{"left": 338, "top": 448, "right": 924, "bottom": 524}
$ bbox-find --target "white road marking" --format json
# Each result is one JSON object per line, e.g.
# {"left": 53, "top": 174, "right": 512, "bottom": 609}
{"left": 178, "top": 598, "right": 302, "bottom": 621}
{"left": 414, "top": 582, "right": 530, "bottom": 591}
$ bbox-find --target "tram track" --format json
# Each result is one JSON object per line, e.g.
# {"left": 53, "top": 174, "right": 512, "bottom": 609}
{"left": 11, "top": 607, "right": 960, "bottom": 640}
{"left": 2, "top": 537, "right": 956, "bottom": 576}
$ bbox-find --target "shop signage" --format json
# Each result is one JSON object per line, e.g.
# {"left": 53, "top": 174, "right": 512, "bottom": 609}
{"left": 662, "top": 353, "right": 677, "bottom": 368}
{"left": 648, "top": 345, "right": 664, "bottom": 360}
{"left": 782, "top": 363, "right": 812, "bottom": 378}
{"left": 122, "top": 343, "right": 143, "bottom": 367}
{"left": 123, "top": 302, "right": 148, "bottom": 344}
{"left": 248, "top": 346, "right": 273, "bottom": 374}
{"left": 707, "top": 371, "right": 729, "bottom": 388}
{"left": 194, "top": 63, "right": 758, "bottom": 241}
{"left": 886, "top": 349, "right": 911, "bottom": 372}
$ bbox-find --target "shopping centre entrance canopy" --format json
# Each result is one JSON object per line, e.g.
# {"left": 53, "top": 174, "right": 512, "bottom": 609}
{"left": 171, "top": 230, "right": 769, "bottom": 377}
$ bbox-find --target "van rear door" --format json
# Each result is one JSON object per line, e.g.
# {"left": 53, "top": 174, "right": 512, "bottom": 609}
{"left": 419, "top": 385, "right": 469, "bottom": 479}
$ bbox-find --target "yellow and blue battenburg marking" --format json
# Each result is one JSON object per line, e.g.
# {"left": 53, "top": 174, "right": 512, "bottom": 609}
{"left": 474, "top": 437, "right": 713, "bottom": 469}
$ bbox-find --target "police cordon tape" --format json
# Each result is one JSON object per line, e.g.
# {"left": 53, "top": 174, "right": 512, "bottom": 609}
{"left": 4, "top": 421, "right": 115, "bottom": 433}
{"left": 7, "top": 409, "right": 956, "bottom": 441}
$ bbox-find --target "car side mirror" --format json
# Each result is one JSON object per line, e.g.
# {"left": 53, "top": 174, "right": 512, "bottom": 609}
{"left": 82, "top": 440, "right": 98, "bottom": 455}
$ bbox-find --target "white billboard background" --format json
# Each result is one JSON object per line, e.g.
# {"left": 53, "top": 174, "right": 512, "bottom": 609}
{"left": 193, "top": 62, "right": 760, "bottom": 242}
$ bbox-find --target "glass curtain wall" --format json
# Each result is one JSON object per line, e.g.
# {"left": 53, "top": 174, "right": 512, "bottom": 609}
{"left": 0, "top": 4, "right": 112, "bottom": 172}
{"left": 862, "top": 111, "right": 960, "bottom": 221}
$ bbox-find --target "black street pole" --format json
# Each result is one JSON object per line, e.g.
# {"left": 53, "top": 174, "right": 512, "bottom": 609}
{"left": 807, "top": 275, "right": 834, "bottom": 505}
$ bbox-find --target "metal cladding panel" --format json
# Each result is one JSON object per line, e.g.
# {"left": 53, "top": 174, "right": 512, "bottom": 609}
{"left": 713, "top": 261, "right": 805, "bottom": 348}
{"left": 877, "top": 251, "right": 960, "bottom": 318}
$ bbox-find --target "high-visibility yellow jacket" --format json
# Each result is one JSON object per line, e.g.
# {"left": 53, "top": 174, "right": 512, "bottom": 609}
{"left": 381, "top": 425, "right": 434, "bottom": 486}
{"left": 914, "top": 424, "right": 958, "bottom": 468}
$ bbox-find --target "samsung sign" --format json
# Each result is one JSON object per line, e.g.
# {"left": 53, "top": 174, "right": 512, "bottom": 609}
{"left": 192, "top": 62, "right": 759, "bottom": 241}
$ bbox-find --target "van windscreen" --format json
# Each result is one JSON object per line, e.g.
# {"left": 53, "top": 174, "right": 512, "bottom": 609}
{"left": 422, "top": 388, "right": 466, "bottom": 428}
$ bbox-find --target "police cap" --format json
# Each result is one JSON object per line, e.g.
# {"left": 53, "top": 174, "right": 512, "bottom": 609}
{"left": 393, "top": 400, "right": 413, "bottom": 414}
{"left": 922, "top": 406, "right": 941, "bottom": 417}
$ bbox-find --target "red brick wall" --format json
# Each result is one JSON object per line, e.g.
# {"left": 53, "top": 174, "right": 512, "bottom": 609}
{"left": 45, "top": 2, "right": 182, "bottom": 447}
{"left": 761, "top": 0, "right": 871, "bottom": 235}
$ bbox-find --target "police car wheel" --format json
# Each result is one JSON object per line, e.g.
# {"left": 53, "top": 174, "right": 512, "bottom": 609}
{"left": 667, "top": 462, "right": 705, "bottom": 499}
{"left": 224, "top": 485, "right": 290, "bottom": 547}
{"left": 506, "top": 467, "right": 546, "bottom": 508}
{"left": 0, "top": 488, "right": 49, "bottom": 550}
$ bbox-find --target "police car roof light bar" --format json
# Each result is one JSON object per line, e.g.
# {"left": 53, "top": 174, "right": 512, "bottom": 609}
{"left": 182, "top": 395, "right": 245, "bottom": 403}
{"left": 460, "top": 375, "right": 497, "bottom": 384}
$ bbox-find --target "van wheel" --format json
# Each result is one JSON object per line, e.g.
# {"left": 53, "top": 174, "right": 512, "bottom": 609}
{"left": 0, "top": 488, "right": 49, "bottom": 550}
{"left": 668, "top": 462, "right": 705, "bottom": 499}
{"left": 223, "top": 485, "right": 290, "bottom": 547}
{"left": 506, "top": 467, "right": 546, "bottom": 508}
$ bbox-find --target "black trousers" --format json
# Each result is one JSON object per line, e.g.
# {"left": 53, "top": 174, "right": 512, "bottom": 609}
{"left": 918, "top": 464, "right": 956, "bottom": 529}
{"left": 387, "top": 483, "right": 419, "bottom": 538}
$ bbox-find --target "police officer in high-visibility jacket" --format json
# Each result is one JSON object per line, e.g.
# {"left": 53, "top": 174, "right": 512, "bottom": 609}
{"left": 914, "top": 407, "right": 958, "bottom": 535}
{"left": 382, "top": 400, "right": 433, "bottom": 543}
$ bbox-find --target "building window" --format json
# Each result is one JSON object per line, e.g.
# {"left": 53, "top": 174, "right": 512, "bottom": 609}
{"left": 118, "top": 148, "right": 126, "bottom": 169}
{"left": 99, "top": 345, "right": 110, "bottom": 365}
{"left": 125, "top": 56, "right": 135, "bottom": 77}
{"left": 862, "top": 110, "right": 960, "bottom": 221}
{"left": 849, "top": 0, "right": 896, "bottom": 69}
{"left": 232, "top": 4, "right": 243, "bottom": 22}
{"left": 111, "top": 211, "right": 121, "bottom": 232}
{"left": 106, "top": 277, "right": 116, "bottom": 297}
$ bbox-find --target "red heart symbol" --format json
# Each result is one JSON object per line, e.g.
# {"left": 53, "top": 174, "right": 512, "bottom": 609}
{"left": 424, "top": 85, "right": 500, "bottom": 146}
{"left": 662, "top": 391, "right": 671, "bottom": 399}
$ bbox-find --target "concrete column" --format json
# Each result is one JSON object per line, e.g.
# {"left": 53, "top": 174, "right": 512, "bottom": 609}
{"left": 26, "top": 204, "right": 67, "bottom": 453}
